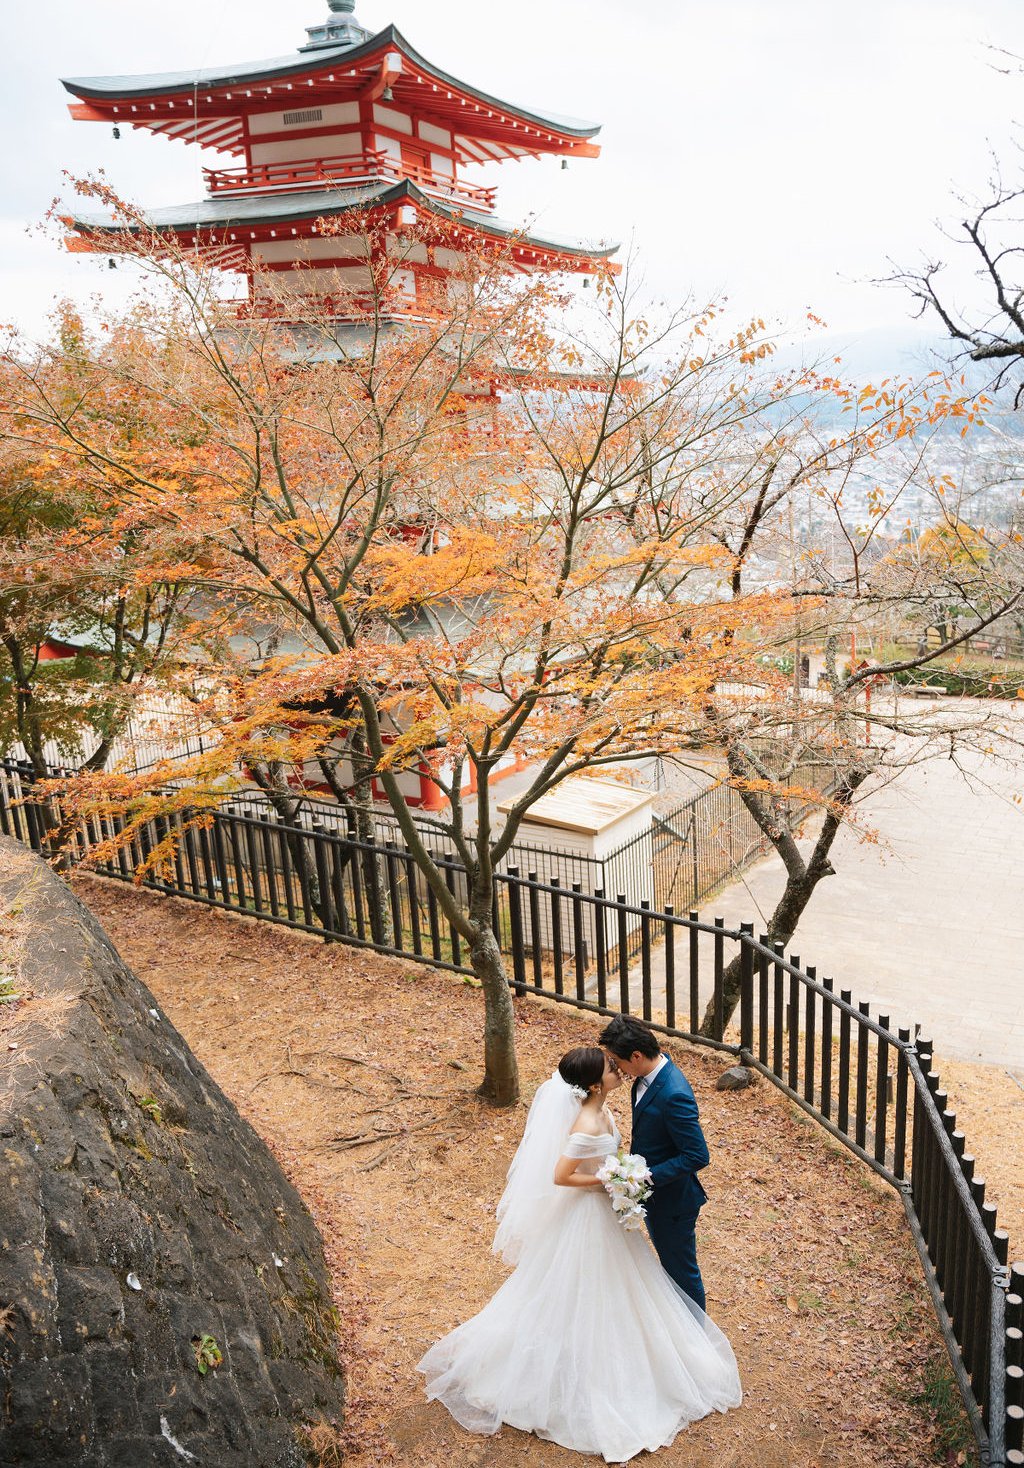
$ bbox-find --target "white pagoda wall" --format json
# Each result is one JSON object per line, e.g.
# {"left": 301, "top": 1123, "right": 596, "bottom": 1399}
{"left": 241, "top": 100, "right": 458, "bottom": 182}
{"left": 249, "top": 132, "right": 362, "bottom": 166}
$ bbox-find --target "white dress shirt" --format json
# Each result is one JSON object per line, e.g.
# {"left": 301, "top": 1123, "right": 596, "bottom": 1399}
{"left": 635, "top": 1054, "right": 667, "bottom": 1100}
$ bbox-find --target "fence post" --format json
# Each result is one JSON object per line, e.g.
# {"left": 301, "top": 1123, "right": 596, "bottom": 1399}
{"left": 837, "top": 990, "right": 852, "bottom": 1134}
{"left": 738, "top": 922, "right": 754, "bottom": 1054}
{"left": 935, "top": 1105, "right": 958, "bottom": 1294}
{"left": 0, "top": 767, "right": 12, "bottom": 839}
{"left": 528, "top": 873, "right": 543, "bottom": 991}
{"left": 594, "top": 888, "right": 608, "bottom": 1010}
{"left": 311, "top": 824, "right": 336, "bottom": 939}
{"left": 803, "top": 965, "right": 817, "bottom": 1105}
{"left": 922, "top": 1076, "right": 947, "bottom": 1258}
{"left": 688, "top": 913, "right": 699, "bottom": 1034}
{"left": 712, "top": 917, "right": 725, "bottom": 1041}
{"left": 640, "top": 900, "right": 653, "bottom": 1021}
{"left": 405, "top": 848, "right": 423, "bottom": 958}
{"left": 757, "top": 936, "right": 770, "bottom": 1065}
{"left": 874, "top": 1014, "right": 890, "bottom": 1165}
{"left": 506, "top": 868, "right": 528, "bottom": 997}
{"left": 788, "top": 958, "right": 800, "bottom": 1092}
{"left": 616, "top": 896, "right": 629, "bottom": 1013}
{"left": 550, "top": 877, "right": 564, "bottom": 996}
{"left": 1008, "top": 1270, "right": 1024, "bottom": 1458}
{"left": 444, "top": 863, "right": 462, "bottom": 969}
{"left": 820, "top": 977, "right": 834, "bottom": 1121}
{"left": 572, "top": 882, "right": 588, "bottom": 1001}
{"left": 426, "top": 854, "right": 443, "bottom": 963}
{"left": 663, "top": 904, "right": 675, "bottom": 1030}
{"left": 384, "top": 843, "right": 403, "bottom": 951}
{"left": 893, "top": 1027, "right": 910, "bottom": 1179}
{"left": 854, "top": 1000, "right": 871, "bottom": 1150}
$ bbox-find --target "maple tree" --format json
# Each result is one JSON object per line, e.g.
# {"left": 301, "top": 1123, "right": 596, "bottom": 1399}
{"left": 7, "top": 182, "right": 1016, "bottom": 1094}
{"left": 3, "top": 186, "right": 825, "bottom": 1104}
{"left": 0, "top": 347, "right": 196, "bottom": 782}
{"left": 689, "top": 374, "right": 1024, "bottom": 1034}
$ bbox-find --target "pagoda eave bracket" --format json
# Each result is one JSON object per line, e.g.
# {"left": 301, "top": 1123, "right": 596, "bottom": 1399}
{"left": 67, "top": 102, "right": 109, "bottom": 123}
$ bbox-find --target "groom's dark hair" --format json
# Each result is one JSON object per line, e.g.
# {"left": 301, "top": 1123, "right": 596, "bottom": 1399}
{"left": 598, "top": 1015, "right": 661, "bottom": 1060}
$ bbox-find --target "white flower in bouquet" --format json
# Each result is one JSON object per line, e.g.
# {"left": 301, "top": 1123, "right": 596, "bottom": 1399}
{"left": 597, "top": 1149, "right": 653, "bottom": 1230}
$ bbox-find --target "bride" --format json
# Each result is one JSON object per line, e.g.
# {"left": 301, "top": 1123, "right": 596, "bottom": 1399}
{"left": 417, "top": 1046, "right": 742, "bottom": 1463}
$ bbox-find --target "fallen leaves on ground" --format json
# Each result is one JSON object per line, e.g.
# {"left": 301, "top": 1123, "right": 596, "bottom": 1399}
{"left": 73, "top": 875, "right": 983, "bottom": 1468}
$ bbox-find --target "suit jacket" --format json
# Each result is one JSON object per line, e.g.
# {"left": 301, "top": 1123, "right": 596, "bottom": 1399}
{"left": 631, "top": 1055, "right": 709, "bottom": 1222}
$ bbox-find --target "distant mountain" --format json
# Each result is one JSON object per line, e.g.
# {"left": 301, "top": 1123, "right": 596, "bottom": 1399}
{"left": 770, "top": 325, "right": 1024, "bottom": 436}
{"left": 774, "top": 324, "right": 997, "bottom": 388}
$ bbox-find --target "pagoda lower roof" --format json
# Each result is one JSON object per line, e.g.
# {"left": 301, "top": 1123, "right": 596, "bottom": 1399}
{"left": 61, "top": 23, "right": 600, "bottom": 161}
{"left": 63, "top": 179, "right": 618, "bottom": 270}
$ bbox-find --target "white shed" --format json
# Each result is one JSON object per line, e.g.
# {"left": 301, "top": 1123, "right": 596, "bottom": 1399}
{"left": 500, "top": 777, "right": 653, "bottom": 860}
{"left": 497, "top": 777, "right": 654, "bottom": 960}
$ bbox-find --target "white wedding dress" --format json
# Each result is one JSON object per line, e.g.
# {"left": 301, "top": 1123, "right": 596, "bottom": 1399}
{"left": 417, "top": 1103, "right": 741, "bottom": 1464}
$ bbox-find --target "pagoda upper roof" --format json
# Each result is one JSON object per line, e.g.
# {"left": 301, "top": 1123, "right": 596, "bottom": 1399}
{"left": 63, "top": 178, "right": 618, "bottom": 270}
{"left": 61, "top": 23, "right": 601, "bottom": 161}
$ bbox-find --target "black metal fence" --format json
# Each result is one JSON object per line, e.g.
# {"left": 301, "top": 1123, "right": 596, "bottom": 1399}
{"left": 220, "top": 757, "right": 837, "bottom": 938}
{"left": 1, "top": 758, "right": 1020, "bottom": 1466}
{"left": 640, "top": 760, "right": 837, "bottom": 914}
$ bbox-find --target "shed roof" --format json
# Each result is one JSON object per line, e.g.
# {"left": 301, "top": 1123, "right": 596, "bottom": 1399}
{"left": 498, "top": 778, "right": 653, "bottom": 837}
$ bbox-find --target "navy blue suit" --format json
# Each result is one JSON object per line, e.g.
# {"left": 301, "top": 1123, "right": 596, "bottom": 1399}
{"left": 631, "top": 1055, "right": 709, "bottom": 1311}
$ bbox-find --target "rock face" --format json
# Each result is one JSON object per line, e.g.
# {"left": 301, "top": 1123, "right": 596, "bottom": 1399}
{"left": 715, "top": 1064, "right": 755, "bottom": 1092}
{"left": 0, "top": 840, "right": 345, "bottom": 1467}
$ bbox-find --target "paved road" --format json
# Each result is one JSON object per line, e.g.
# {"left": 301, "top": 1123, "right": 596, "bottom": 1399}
{"left": 655, "top": 720, "right": 1024, "bottom": 1068}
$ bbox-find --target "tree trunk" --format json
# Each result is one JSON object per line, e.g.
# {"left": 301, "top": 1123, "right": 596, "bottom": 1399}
{"left": 247, "top": 770, "right": 329, "bottom": 929}
{"left": 349, "top": 734, "right": 392, "bottom": 947}
{"left": 315, "top": 738, "right": 393, "bottom": 946}
{"left": 3, "top": 634, "right": 48, "bottom": 781}
{"left": 699, "top": 769, "right": 867, "bottom": 1038}
{"left": 468, "top": 914, "right": 520, "bottom": 1107}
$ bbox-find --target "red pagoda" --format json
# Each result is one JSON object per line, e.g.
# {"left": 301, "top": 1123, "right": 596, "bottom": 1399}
{"left": 60, "top": 3, "right": 617, "bottom": 809}
{"left": 61, "top": 0, "right": 616, "bottom": 321}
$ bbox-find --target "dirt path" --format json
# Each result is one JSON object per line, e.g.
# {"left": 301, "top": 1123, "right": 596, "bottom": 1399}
{"left": 73, "top": 876, "right": 981, "bottom": 1468}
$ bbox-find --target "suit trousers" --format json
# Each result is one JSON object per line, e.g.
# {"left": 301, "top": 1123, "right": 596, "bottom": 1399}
{"left": 645, "top": 1207, "right": 705, "bottom": 1312}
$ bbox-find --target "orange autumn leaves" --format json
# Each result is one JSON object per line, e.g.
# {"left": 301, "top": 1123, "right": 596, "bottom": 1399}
{"left": 2, "top": 202, "right": 987, "bottom": 825}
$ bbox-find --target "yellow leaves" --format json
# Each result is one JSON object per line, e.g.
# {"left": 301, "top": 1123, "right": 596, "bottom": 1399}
{"left": 365, "top": 526, "right": 502, "bottom": 613}
{"left": 917, "top": 518, "right": 990, "bottom": 567}
{"left": 865, "top": 485, "right": 888, "bottom": 519}
{"left": 582, "top": 538, "right": 729, "bottom": 580}
{"left": 376, "top": 716, "right": 446, "bottom": 770}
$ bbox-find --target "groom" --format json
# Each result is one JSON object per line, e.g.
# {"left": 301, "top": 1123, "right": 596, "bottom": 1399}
{"left": 598, "top": 1015, "right": 710, "bottom": 1311}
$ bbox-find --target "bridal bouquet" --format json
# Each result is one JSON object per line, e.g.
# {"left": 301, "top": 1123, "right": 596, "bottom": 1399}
{"left": 596, "top": 1149, "right": 653, "bottom": 1231}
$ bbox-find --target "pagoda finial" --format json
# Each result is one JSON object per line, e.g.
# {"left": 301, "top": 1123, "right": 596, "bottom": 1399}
{"left": 301, "top": 0, "right": 371, "bottom": 50}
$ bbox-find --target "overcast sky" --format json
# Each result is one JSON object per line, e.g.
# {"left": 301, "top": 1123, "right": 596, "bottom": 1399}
{"left": 4, "top": 0, "right": 1024, "bottom": 357}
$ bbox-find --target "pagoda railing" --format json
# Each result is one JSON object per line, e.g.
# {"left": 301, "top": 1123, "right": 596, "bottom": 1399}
{"left": 203, "top": 153, "right": 496, "bottom": 212}
{"left": 229, "top": 291, "right": 446, "bottom": 326}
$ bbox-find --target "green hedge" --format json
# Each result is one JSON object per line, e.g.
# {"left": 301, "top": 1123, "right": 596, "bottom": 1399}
{"left": 892, "top": 664, "right": 1024, "bottom": 699}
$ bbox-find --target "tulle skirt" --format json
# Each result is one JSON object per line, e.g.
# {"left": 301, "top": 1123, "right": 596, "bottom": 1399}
{"left": 417, "top": 1187, "right": 741, "bottom": 1463}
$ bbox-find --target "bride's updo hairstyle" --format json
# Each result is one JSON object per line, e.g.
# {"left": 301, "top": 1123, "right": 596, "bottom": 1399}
{"left": 558, "top": 1047, "right": 605, "bottom": 1095}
